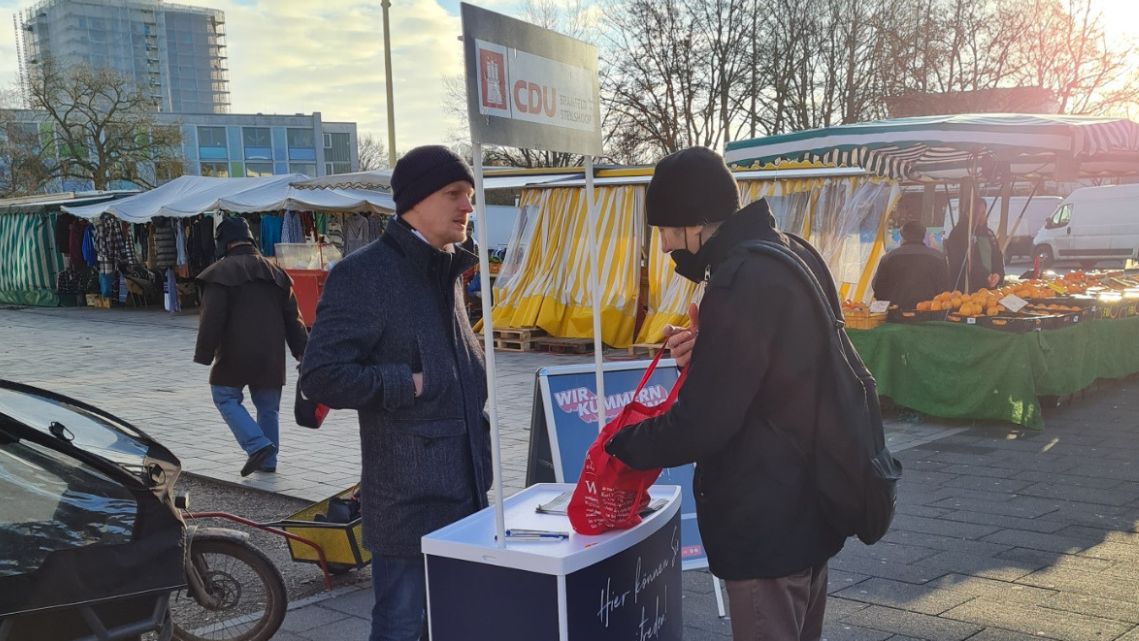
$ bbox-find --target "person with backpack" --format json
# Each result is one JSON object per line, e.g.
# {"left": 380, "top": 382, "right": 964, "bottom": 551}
{"left": 605, "top": 147, "right": 898, "bottom": 641}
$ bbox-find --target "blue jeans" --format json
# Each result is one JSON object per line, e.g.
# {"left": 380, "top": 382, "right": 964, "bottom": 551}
{"left": 370, "top": 555, "right": 427, "bottom": 641}
{"left": 210, "top": 386, "right": 281, "bottom": 468}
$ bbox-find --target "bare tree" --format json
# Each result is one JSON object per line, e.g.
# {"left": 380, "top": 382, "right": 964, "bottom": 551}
{"left": 0, "top": 91, "right": 52, "bottom": 196}
{"left": 357, "top": 133, "right": 388, "bottom": 171}
{"left": 15, "top": 60, "right": 182, "bottom": 191}
{"left": 1016, "top": 0, "right": 1139, "bottom": 114}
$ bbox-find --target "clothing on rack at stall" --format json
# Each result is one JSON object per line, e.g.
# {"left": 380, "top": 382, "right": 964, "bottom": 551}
{"left": 280, "top": 211, "right": 304, "bottom": 244}
{"left": 55, "top": 213, "right": 75, "bottom": 255}
{"left": 174, "top": 220, "right": 188, "bottom": 267}
{"left": 259, "top": 214, "right": 282, "bottom": 256}
{"left": 367, "top": 214, "right": 386, "bottom": 242}
{"left": 299, "top": 211, "right": 316, "bottom": 241}
{"left": 94, "top": 213, "right": 135, "bottom": 275}
{"left": 342, "top": 213, "right": 369, "bottom": 255}
{"left": 324, "top": 214, "right": 344, "bottom": 252}
{"left": 154, "top": 217, "right": 178, "bottom": 268}
{"left": 69, "top": 219, "right": 90, "bottom": 268}
{"left": 81, "top": 224, "right": 98, "bottom": 267}
{"left": 187, "top": 216, "right": 216, "bottom": 272}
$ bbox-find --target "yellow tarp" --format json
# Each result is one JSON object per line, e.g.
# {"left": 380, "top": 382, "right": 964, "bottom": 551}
{"left": 491, "top": 186, "right": 643, "bottom": 347}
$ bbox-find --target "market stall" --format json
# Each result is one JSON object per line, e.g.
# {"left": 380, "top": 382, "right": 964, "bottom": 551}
{"left": 488, "top": 166, "right": 899, "bottom": 347}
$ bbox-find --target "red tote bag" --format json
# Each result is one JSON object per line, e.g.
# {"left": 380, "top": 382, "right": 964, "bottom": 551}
{"left": 568, "top": 351, "right": 688, "bottom": 535}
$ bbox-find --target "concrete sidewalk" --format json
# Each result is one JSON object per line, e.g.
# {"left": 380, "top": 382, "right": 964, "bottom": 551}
{"left": 6, "top": 306, "right": 1139, "bottom": 640}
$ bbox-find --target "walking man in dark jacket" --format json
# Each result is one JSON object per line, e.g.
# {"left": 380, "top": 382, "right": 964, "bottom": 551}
{"left": 299, "top": 145, "right": 489, "bottom": 641}
{"left": 872, "top": 221, "right": 950, "bottom": 308}
{"left": 194, "top": 217, "right": 308, "bottom": 476}
{"left": 605, "top": 147, "right": 845, "bottom": 641}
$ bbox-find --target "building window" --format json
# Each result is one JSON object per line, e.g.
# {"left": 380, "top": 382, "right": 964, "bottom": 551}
{"left": 197, "top": 126, "right": 227, "bottom": 160}
{"left": 245, "top": 162, "right": 273, "bottom": 177}
{"left": 287, "top": 128, "right": 316, "bottom": 161}
{"left": 289, "top": 163, "right": 317, "bottom": 177}
{"left": 242, "top": 127, "right": 271, "bottom": 160}
{"left": 200, "top": 161, "right": 228, "bottom": 177}
{"left": 324, "top": 132, "right": 351, "bottom": 163}
{"left": 326, "top": 162, "right": 353, "bottom": 175}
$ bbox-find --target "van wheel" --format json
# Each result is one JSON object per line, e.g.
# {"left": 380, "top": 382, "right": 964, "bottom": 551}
{"left": 1034, "top": 245, "right": 1054, "bottom": 268}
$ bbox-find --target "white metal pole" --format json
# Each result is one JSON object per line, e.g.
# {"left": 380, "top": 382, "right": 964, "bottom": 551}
{"left": 472, "top": 142, "right": 506, "bottom": 547}
{"left": 381, "top": 0, "right": 397, "bottom": 167}
{"left": 585, "top": 155, "right": 606, "bottom": 432}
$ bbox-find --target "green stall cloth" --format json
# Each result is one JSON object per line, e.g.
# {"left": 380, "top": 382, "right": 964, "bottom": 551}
{"left": 848, "top": 318, "right": 1139, "bottom": 429}
{"left": 0, "top": 211, "right": 63, "bottom": 307}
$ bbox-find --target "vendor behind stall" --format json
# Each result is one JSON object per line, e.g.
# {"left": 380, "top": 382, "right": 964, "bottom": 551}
{"left": 872, "top": 221, "right": 949, "bottom": 308}
{"left": 945, "top": 197, "right": 1005, "bottom": 293}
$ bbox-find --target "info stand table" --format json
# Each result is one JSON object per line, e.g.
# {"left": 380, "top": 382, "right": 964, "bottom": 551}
{"left": 422, "top": 483, "right": 683, "bottom": 641}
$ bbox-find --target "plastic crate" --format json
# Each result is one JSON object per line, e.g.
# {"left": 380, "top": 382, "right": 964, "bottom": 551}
{"left": 278, "top": 487, "right": 370, "bottom": 570}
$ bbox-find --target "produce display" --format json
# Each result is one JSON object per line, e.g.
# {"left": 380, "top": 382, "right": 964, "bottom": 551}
{"left": 874, "top": 270, "right": 1139, "bottom": 331}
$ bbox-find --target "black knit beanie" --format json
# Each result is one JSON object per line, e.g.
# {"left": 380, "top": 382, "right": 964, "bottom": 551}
{"left": 215, "top": 216, "right": 254, "bottom": 245}
{"left": 391, "top": 145, "right": 476, "bottom": 215}
{"left": 646, "top": 147, "right": 740, "bottom": 227}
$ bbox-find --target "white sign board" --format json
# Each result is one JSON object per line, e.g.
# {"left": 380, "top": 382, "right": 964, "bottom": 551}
{"left": 463, "top": 3, "right": 603, "bottom": 155}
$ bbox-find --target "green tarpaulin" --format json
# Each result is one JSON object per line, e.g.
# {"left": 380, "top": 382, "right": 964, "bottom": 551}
{"left": 0, "top": 212, "right": 62, "bottom": 307}
{"left": 848, "top": 318, "right": 1139, "bottom": 428}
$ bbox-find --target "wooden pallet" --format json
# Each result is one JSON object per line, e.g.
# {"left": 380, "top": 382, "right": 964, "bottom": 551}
{"left": 627, "top": 342, "right": 664, "bottom": 357}
{"left": 534, "top": 336, "right": 594, "bottom": 354}
{"left": 492, "top": 327, "right": 546, "bottom": 342}
{"left": 494, "top": 338, "right": 534, "bottom": 352}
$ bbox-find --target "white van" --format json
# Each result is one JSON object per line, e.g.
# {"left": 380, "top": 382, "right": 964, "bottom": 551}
{"left": 946, "top": 196, "right": 1062, "bottom": 258}
{"left": 1032, "top": 184, "right": 1139, "bottom": 268}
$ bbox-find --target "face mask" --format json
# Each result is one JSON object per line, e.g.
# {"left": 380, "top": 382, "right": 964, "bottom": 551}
{"left": 670, "top": 249, "right": 706, "bottom": 283}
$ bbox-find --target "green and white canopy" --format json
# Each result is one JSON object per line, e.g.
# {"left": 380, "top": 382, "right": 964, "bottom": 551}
{"left": 724, "top": 114, "right": 1139, "bottom": 183}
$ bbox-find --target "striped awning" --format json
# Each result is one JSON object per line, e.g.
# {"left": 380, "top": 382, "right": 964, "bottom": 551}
{"left": 724, "top": 114, "right": 1139, "bottom": 183}
{"left": 0, "top": 212, "right": 63, "bottom": 306}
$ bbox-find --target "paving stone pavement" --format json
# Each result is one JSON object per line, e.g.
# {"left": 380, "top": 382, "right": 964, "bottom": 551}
{"left": 5, "top": 305, "right": 1139, "bottom": 641}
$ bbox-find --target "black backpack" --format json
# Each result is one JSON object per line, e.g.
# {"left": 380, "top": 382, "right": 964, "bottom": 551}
{"left": 743, "top": 235, "right": 902, "bottom": 545}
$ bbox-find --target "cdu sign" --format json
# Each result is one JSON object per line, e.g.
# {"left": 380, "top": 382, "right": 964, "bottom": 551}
{"left": 462, "top": 3, "right": 602, "bottom": 156}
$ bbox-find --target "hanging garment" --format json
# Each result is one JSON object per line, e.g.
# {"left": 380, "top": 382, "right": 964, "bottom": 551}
{"left": 187, "top": 216, "right": 215, "bottom": 272}
{"left": 280, "top": 212, "right": 304, "bottom": 244}
{"left": 94, "top": 214, "right": 135, "bottom": 275}
{"left": 82, "top": 225, "right": 98, "bottom": 267}
{"left": 174, "top": 220, "right": 188, "bottom": 267}
{"left": 342, "top": 214, "right": 369, "bottom": 255}
{"left": 324, "top": 213, "right": 345, "bottom": 252}
{"left": 299, "top": 211, "right": 316, "bottom": 241}
{"left": 163, "top": 267, "right": 180, "bottom": 313}
{"left": 368, "top": 214, "right": 386, "bottom": 242}
{"left": 259, "top": 214, "right": 283, "bottom": 256}
{"left": 55, "top": 213, "right": 75, "bottom": 255}
{"left": 70, "top": 219, "right": 90, "bottom": 267}
{"left": 153, "top": 218, "right": 178, "bottom": 268}
{"left": 314, "top": 213, "right": 329, "bottom": 237}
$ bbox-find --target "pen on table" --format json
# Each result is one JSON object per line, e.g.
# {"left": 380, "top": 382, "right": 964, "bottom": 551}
{"left": 496, "top": 529, "right": 570, "bottom": 541}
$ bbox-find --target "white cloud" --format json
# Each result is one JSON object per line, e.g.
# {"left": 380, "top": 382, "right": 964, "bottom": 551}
{"left": 0, "top": 0, "right": 510, "bottom": 151}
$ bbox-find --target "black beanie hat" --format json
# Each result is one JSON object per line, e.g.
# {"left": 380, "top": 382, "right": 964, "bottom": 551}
{"left": 646, "top": 147, "right": 740, "bottom": 227}
{"left": 215, "top": 216, "right": 254, "bottom": 245}
{"left": 391, "top": 145, "right": 476, "bottom": 215}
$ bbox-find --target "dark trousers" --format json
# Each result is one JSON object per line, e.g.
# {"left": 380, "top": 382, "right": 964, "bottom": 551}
{"left": 369, "top": 555, "right": 427, "bottom": 641}
{"left": 725, "top": 562, "right": 828, "bottom": 641}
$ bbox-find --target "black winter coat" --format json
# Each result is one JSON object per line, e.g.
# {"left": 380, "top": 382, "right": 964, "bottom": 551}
{"left": 607, "top": 200, "right": 846, "bottom": 580}
{"left": 299, "top": 219, "right": 491, "bottom": 557}
{"left": 193, "top": 245, "right": 308, "bottom": 388}
{"left": 872, "top": 241, "right": 950, "bottom": 308}
{"left": 944, "top": 224, "right": 1004, "bottom": 293}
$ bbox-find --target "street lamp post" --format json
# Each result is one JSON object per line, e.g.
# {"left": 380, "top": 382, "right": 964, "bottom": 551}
{"left": 381, "top": 0, "right": 397, "bottom": 167}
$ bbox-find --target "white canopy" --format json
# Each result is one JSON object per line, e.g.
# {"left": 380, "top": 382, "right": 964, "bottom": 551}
{"left": 291, "top": 170, "right": 392, "bottom": 190}
{"left": 63, "top": 174, "right": 394, "bottom": 222}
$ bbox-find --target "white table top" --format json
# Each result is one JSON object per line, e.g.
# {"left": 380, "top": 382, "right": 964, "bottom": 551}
{"left": 421, "top": 483, "right": 682, "bottom": 576}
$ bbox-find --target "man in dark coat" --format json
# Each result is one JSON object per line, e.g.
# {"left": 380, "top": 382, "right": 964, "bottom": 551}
{"left": 194, "top": 217, "right": 308, "bottom": 476}
{"left": 872, "top": 221, "right": 950, "bottom": 308}
{"left": 299, "top": 145, "right": 489, "bottom": 641}
{"left": 605, "top": 147, "right": 845, "bottom": 641}
{"left": 945, "top": 196, "right": 1005, "bottom": 293}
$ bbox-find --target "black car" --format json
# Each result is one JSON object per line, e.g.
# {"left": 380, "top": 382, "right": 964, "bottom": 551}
{"left": 0, "top": 380, "right": 185, "bottom": 641}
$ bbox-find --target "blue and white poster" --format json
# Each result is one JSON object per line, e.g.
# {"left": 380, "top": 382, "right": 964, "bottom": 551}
{"left": 527, "top": 360, "right": 706, "bottom": 570}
